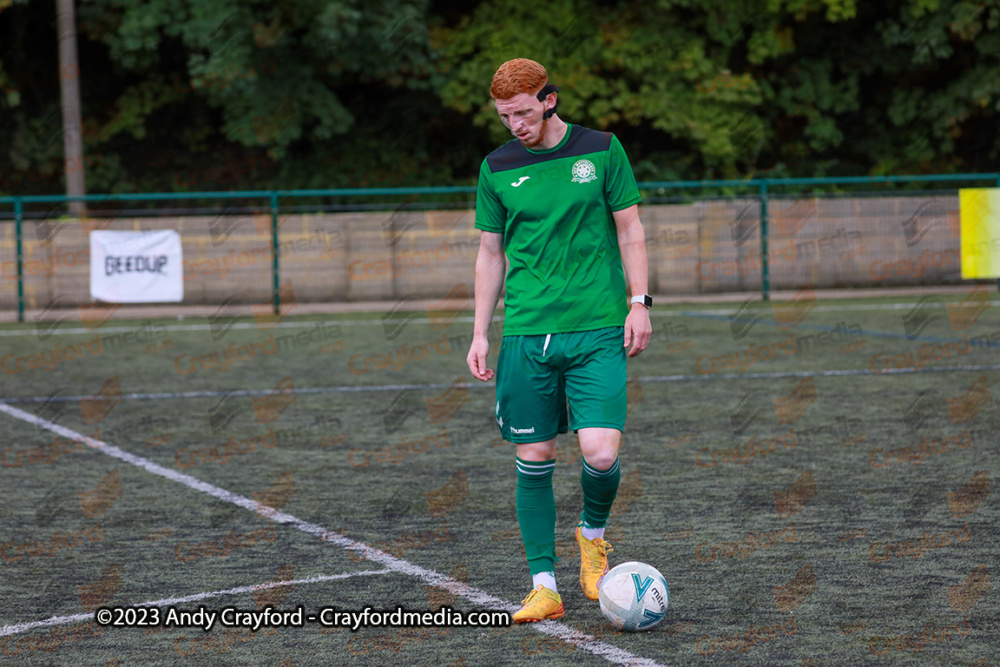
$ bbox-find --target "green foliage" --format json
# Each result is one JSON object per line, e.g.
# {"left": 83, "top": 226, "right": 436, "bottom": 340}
{"left": 0, "top": 0, "right": 997, "bottom": 195}
{"left": 0, "top": 0, "right": 474, "bottom": 195}
{"left": 435, "top": 0, "right": 998, "bottom": 181}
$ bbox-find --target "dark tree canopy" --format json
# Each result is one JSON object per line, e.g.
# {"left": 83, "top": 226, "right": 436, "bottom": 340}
{"left": 1, "top": 0, "right": 998, "bottom": 195}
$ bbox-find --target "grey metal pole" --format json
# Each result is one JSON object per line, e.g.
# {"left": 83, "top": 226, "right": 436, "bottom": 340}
{"left": 271, "top": 192, "right": 281, "bottom": 315}
{"left": 760, "top": 181, "right": 770, "bottom": 301}
{"left": 15, "top": 198, "right": 25, "bottom": 323}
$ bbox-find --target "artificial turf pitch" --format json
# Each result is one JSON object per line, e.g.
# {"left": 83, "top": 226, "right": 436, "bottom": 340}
{"left": 0, "top": 294, "right": 997, "bottom": 666}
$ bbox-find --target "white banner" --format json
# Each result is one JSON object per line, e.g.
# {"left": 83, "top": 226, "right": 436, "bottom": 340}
{"left": 90, "top": 230, "right": 184, "bottom": 303}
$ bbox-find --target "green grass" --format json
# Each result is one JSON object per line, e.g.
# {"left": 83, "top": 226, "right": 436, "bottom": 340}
{"left": 1, "top": 294, "right": 998, "bottom": 666}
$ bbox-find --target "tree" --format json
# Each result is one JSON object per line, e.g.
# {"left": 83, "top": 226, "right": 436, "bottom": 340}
{"left": 1, "top": 0, "right": 997, "bottom": 196}
{"left": 434, "top": 0, "right": 1000, "bottom": 181}
{"left": 0, "top": 0, "right": 479, "bottom": 195}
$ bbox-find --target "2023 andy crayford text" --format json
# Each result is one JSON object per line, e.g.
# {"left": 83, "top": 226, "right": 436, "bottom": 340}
{"left": 94, "top": 606, "right": 511, "bottom": 631}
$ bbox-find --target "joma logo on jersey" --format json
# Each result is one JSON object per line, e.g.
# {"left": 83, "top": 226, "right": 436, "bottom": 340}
{"left": 571, "top": 159, "right": 597, "bottom": 183}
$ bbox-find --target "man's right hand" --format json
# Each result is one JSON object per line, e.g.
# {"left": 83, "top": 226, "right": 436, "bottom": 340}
{"left": 466, "top": 337, "right": 494, "bottom": 381}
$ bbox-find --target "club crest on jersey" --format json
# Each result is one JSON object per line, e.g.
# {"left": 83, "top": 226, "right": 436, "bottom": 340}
{"left": 571, "top": 159, "right": 597, "bottom": 183}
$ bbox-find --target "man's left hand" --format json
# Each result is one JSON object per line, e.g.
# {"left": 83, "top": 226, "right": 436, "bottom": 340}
{"left": 624, "top": 304, "right": 652, "bottom": 357}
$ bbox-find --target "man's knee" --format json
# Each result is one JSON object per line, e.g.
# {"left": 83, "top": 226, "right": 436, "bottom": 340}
{"left": 578, "top": 428, "right": 621, "bottom": 470}
{"left": 582, "top": 448, "right": 619, "bottom": 471}
{"left": 516, "top": 439, "right": 557, "bottom": 461}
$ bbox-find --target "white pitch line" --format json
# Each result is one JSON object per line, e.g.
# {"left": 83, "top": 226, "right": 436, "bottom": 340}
{"left": 681, "top": 301, "right": 1000, "bottom": 316}
{"left": 1, "top": 383, "right": 467, "bottom": 404}
{"left": 0, "top": 570, "right": 393, "bottom": 638}
{"left": 4, "top": 300, "right": 997, "bottom": 337}
{"left": 5, "top": 362, "right": 1000, "bottom": 406}
{"left": 0, "top": 318, "right": 488, "bottom": 337}
{"left": 638, "top": 363, "right": 1000, "bottom": 382}
{"left": 6, "top": 360, "right": 1000, "bottom": 407}
{"left": 0, "top": 402, "right": 665, "bottom": 667}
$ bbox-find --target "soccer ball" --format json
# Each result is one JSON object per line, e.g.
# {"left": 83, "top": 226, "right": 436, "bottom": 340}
{"left": 598, "top": 561, "right": 669, "bottom": 631}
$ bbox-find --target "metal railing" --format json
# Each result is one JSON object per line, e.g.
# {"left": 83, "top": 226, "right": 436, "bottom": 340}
{"left": 2, "top": 173, "right": 998, "bottom": 322}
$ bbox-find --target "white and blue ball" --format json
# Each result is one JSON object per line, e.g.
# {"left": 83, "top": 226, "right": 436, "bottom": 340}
{"left": 598, "top": 561, "right": 669, "bottom": 631}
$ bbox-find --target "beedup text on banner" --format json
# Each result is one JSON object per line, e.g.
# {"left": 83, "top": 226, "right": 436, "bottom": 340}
{"left": 90, "top": 230, "right": 184, "bottom": 302}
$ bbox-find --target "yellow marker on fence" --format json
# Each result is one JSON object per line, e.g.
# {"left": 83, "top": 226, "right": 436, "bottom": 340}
{"left": 960, "top": 188, "right": 1000, "bottom": 278}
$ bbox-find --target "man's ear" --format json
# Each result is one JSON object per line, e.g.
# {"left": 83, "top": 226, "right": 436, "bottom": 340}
{"left": 542, "top": 93, "right": 558, "bottom": 119}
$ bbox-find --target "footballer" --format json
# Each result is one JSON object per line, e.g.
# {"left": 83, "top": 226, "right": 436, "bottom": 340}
{"left": 465, "top": 58, "right": 652, "bottom": 622}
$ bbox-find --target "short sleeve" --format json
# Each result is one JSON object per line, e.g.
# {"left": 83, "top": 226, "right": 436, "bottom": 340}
{"left": 475, "top": 159, "right": 506, "bottom": 233}
{"left": 605, "top": 135, "right": 641, "bottom": 212}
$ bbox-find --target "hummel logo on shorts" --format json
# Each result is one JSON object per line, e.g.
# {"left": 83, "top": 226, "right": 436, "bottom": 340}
{"left": 511, "top": 176, "right": 530, "bottom": 187}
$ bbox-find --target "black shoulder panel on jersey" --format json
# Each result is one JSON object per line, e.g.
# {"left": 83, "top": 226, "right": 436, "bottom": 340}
{"left": 485, "top": 141, "right": 531, "bottom": 174}
{"left": 485, "top": 126, "right": 614, "bottom": 174}
{"left": 565, "top": 126, "right": 613, "bottom": 156}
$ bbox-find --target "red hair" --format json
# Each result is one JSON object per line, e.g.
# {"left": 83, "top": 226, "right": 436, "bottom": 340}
{"left": 490, "top": 59, "right": 548, "bottom": 100}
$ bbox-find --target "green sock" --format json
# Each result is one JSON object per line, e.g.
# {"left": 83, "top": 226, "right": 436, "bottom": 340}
{"left": 580, "top": 457, "right": 620, "bottom": 529}
{"left": 516, "top": 458, "right": 558, "bottom": 576}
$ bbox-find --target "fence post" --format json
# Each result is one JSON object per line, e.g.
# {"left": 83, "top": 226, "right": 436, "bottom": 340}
{"left": 271, "top": 191, "right": 280, "bottom": 315}
{"left": 760, "top": 181, "right": 770, "bottom": 301}
{"left": 14, "top": 198, "right": 25, "bottom": 323}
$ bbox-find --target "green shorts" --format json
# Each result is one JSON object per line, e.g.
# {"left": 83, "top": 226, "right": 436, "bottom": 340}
{"left": 494, "top": 326, "right": 627, "bottom": 444}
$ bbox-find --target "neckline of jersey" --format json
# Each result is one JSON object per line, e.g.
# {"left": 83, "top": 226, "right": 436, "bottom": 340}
{"left": 525, "top": 123, "right": 573, "bottom": 155}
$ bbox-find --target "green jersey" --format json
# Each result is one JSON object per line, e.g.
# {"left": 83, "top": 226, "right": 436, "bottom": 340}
{"left": 475, "top": 124, "right": 642, "bottom": 335}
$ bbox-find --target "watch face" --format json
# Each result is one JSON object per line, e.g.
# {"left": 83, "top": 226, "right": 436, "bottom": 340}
{"left": 632, "top": 295, "right": 652, "bottom": 308}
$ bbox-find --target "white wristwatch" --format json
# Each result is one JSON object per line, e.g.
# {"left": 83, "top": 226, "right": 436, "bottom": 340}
{"left": 630, "top": 294, "right": 652, "bottom": 308}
